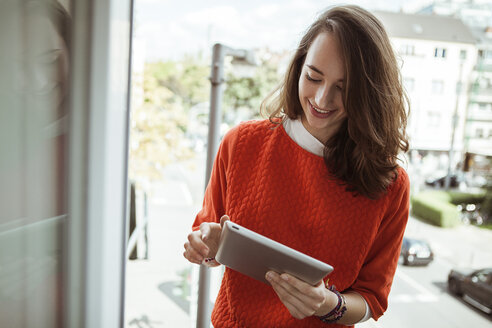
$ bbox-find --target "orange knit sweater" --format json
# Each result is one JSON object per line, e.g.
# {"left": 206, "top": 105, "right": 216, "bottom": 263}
{"left": 193, "top": 119, "right": 410, "bottom": 328}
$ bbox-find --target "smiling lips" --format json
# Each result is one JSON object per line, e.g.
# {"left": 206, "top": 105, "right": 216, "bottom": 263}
{"left": 309, "top": 100, "right": 335, "bottom": 118}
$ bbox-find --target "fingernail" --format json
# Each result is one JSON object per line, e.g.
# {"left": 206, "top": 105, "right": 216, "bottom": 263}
{"left": 266, "top": 272, "right": 273, "bottom": 280}
{"left": 281, "top": 275, "right": 288, "bottom": 281}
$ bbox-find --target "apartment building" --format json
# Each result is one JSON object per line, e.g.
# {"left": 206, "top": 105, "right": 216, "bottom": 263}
{"left": 375, "top": 11, "right": 477, "bottom": 171}
{"left": 417, "top": 0, "right": 492, "bottom": 164}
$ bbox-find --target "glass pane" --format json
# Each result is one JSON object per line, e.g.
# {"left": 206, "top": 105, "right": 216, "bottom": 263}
{"left": 0, "top": 1, "right": 70, "bottom": 327}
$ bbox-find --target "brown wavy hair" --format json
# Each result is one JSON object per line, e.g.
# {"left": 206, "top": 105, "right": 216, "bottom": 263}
{"left": 261, "top": 5, "right": 409, "bottom": 199}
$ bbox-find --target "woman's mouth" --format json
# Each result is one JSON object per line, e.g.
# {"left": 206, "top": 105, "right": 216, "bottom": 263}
{"left": 309, "top": 101, "right": 335, "bottom": 118}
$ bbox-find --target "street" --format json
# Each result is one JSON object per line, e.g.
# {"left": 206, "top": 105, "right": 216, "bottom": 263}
{"left": 125, "top": 159, "right": 492, "bottom": 328}
{"left": 361, "top": 257, "right": 492, "bottom": 327}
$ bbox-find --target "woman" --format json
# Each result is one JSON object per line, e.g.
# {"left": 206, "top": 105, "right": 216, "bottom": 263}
{"left": 183, "top": 5, "right": 410, "bottom": 327}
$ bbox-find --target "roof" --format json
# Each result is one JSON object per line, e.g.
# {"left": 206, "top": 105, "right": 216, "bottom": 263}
{"left": 470, "top": 27, "right": 492, "bottom": 46}
{"left": 374, "top": 11, "right": 477, "bottom": 44}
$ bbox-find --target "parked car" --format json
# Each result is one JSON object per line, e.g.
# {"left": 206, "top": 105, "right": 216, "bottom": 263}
{"left": 448, "top": 268, "right": 492, "bottom": 314}
{"left": 400, "top": 237, "right": 433, "bottom": 266}
{"left": 425, "top": 173, "right": 463, "bottom": 188}
{"left": 457, "top": 203, "right": 485, "bottom": 225}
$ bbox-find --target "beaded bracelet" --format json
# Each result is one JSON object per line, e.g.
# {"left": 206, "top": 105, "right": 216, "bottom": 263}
{"left": 317, "top": 285, "right": 347, "bottom": 323}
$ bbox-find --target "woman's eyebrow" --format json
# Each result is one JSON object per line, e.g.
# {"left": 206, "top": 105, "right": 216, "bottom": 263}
{"left": 306, "top": 64, "right": 345, "bottom": 82}
{"left": 306, "top": 64, "right": 324, "bottom": 75}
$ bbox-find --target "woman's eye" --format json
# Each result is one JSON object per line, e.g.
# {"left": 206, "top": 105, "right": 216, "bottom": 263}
{"left": 336, "top": 85, "right": 343, "bottom": 91}
{"left": 305, "top": 73, "right": 321, "bottom": 83}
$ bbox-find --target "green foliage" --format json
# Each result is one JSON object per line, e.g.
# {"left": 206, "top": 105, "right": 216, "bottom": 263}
{"left": 129, "top": 56, "right": 209, "bottom": 181}
{"left": 447, "top": 190, "right": 486, "bottom": 205}
{"left": 146, "top": 56, "right": 209, "bottom": 110}
{"left": 411, "top": 189, "right": 488, "bottom": 227}
{"left": 411, "top": 192, "right": 461, "bottom": 228}
{"left": 129, "top": 51, "right": 284, "bottom": 182}
{"left": 223, "top": 55, "right": 281, "bottom": 122}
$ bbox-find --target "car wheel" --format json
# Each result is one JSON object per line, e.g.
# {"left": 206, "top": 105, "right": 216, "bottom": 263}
{"left": 476, "top": 216, "right": 483, "bottom": 225}
{"left": 448, "top": 279, "right": 462, "bottom": 296}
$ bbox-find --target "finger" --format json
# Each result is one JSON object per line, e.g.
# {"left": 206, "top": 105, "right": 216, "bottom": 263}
{"left": 268, "top": 276, "right": 312, "bottom": 319}
{"left": 183, "top": 251, "right": 201, "bottom": 265}
{"left": 188, "top": 232, "right": 209, "bottom": 256}
{"left": 199, "top": 223, "right": 211, "bottom": 241}
{"left": 219, "top": 215, "right": 230, "bottom": 228}
{"left": 268, "top": 273, "right": 324, "bottom": 310}
{"left": 183, "top": 242, "right": 204, "bottom": 264}
{"left": 279, "top": 274, "right": 325, "bottom": 303}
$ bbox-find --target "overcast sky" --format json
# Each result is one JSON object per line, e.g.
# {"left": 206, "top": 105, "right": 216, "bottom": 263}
{"left": 134, "top": 0, "right": 431, "bottom": 61}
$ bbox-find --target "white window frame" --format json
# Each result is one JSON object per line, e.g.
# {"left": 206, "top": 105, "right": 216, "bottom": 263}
{"left": 66, "top": 0, "right": 134, "bottom": 327}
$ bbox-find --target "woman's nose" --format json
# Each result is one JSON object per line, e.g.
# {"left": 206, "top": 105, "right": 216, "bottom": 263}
{"left": 315, "top": 85, "right": 334, "bottom": 108}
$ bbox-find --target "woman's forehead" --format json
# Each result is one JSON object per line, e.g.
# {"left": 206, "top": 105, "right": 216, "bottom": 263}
{"left": 304, "top": 32, "right": 345, "bottom": 79}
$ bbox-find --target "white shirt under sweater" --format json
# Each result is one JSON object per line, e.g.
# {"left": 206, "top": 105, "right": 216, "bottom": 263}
{"left": 283, "top": 118, "right": 372, "bottom": 323}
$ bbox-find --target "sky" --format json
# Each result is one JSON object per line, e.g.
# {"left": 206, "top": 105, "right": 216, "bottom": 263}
{"left": 134, "top": 0, "right": 432, "bottom": 62}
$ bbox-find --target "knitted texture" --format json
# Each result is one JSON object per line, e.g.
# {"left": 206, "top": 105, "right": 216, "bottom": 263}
{"left": 193, "top": 119, "right": 410, "bottom": 328}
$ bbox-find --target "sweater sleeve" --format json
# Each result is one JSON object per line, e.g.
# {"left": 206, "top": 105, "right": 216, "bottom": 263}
{"left": 350, "top": 168, "right": 410, "bottom": 320}
{"left": 192, "top": 125, "right": 239, "bottom": 231}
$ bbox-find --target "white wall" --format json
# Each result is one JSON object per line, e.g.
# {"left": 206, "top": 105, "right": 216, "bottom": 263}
{"left": 392, "top": 37, "right": 477, "bottom": 155}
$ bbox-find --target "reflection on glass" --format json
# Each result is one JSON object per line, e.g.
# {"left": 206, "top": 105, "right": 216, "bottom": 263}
{"left": 0, "top": 1, "right": 70, "bottom": 327}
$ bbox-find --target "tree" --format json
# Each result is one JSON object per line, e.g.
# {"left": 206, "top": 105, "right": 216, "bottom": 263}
{"left": 129, "top": 56, "right": 209, "bottom": 182}
{"left": 223, "top": 52, "right": 282, "bottom": 124}
{"left": 129, "top": 50, "right": 285, "bottom": 183}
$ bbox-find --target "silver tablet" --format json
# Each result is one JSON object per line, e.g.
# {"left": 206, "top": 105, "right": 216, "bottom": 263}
{"left": 215, "top": 221, "right": 334, "bottom": 286}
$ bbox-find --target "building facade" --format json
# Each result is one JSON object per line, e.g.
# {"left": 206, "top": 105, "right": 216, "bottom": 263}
{"left": 376, "top": 11, "right": 478, "bottom": 173}
{"left": 416, "top": 0, "right": 492, "bottom": 165}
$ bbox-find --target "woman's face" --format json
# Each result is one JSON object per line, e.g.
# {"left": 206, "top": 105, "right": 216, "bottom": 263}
{"left": 298, "top": 31, "right": 346, "bottom": 144}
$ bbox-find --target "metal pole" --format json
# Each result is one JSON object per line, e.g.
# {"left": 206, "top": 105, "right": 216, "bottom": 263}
{"left": 197, "top": 43, "right": 226, "bottom": 328}
{"left": 445, "top": 60, "right": 464, "bottom": 189}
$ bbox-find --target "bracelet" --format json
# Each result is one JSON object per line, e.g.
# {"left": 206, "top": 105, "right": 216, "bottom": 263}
{"left": 317, "top": 285, "right": 347, "bottom": 323}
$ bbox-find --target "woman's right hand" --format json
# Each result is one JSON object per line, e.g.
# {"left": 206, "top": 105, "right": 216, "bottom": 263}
{"left": 183, "top": 215, "right": 230, "bottom": 266}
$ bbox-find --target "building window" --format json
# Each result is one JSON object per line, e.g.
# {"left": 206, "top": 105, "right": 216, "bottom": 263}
{"left": 460, "top": 49, "right": 467, "bottom": 60}
{"left": 434, "top": 47, "right": 446, "bottom": 58}
{"left": 400, "top": 44, "right": 415, "bottom": 56}
{"left": 432, "top": 80, "right": 444, "bottom": 94}
{"left": 404, "top": 77, "right": 415, "bottom": 92}
{"left": 476, "top": 128, "right": 484, "bottom": 138}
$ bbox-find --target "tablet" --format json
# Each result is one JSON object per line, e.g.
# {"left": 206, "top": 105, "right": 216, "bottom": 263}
{"left": 215, "top": 221, "right": 334, "bottom": 286}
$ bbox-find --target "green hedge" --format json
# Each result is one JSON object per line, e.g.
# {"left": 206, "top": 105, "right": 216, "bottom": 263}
{"left": 411, "top": 190, "right": 487, "bottom": 227}
{"left": 411, "top": 192, "right": 460, "bottom": 227}
{"left": 446, "top": 190, "right": 486, "bottom": 205}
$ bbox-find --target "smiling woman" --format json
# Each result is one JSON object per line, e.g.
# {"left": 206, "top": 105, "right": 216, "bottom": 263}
{"left": 184, "top": 5, "right": 410, "bottom": 328}
{"left": 297, "top": 32, "right": 347, "bottom": 144}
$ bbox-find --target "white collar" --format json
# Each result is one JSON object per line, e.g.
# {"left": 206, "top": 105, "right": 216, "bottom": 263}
{"left": 282, "top": 118, "right": 324, "bottom": 157}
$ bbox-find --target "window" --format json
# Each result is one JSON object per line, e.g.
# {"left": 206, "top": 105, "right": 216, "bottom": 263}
{"left": 479, "top": 103, "right": 488, "bottom": 111}
{"left": 434, "top": 47, "right": 446, "bottom": 58}
{"left": 476, "top": 128, "right": 484, "bottom": 138}
{"left": 400, "top": 44, "right": 415, "bottom": 56}
{"left": 431, "top": 80, "right": 444, "bottom": 94}
{"left": 460, "top": 49, "right": 467, "bottom": 60}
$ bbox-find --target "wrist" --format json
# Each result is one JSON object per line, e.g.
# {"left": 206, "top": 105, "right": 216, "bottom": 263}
{"left": 314, "top": 287, "right": 338, "bottom": 316}
{"left": 317, "top": 285, "right": 347, "bottom": 323}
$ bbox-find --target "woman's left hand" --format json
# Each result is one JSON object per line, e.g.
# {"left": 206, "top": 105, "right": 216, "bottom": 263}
{"left": 265, "top": 271, "right": 337, "bottom": 320}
